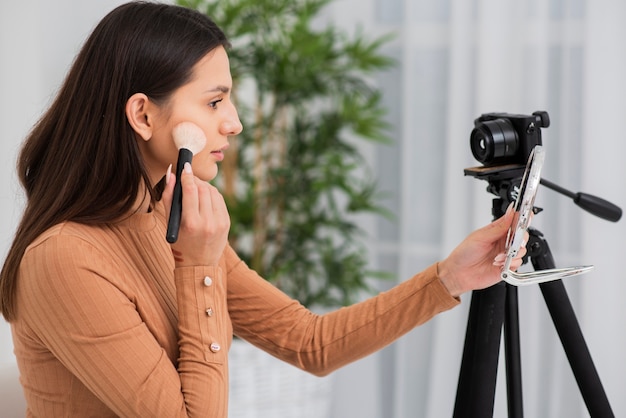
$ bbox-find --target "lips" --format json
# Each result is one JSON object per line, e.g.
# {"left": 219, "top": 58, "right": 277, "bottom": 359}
{"left": 210, "top": 143, "right": 229, "bottom": 161}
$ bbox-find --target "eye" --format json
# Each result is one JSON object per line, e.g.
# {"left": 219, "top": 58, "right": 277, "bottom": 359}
{"left": 209, "top": 98, "right": 223, "bottom": 109}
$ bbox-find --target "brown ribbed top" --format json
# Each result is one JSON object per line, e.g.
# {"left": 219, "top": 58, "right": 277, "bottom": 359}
{"left": 11, "top": 201, "right": 458, "bottom": 417}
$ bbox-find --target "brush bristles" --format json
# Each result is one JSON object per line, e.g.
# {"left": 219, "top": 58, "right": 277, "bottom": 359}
{"left": 172, "top": 122, "right": 207, "bottom": 155}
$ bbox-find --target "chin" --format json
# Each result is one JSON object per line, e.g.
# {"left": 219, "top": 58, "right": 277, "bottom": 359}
{"left": 197, "top": 166, "right": 219, "bottom": 182}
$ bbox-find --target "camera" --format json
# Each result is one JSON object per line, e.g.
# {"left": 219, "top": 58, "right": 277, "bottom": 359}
{"left": 470, "top": 111, "right": 550, "bottom": 166}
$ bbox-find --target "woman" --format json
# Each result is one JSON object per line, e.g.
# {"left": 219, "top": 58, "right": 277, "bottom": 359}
{"left": 0, "top": 2, "right": 525, "bottom": 416}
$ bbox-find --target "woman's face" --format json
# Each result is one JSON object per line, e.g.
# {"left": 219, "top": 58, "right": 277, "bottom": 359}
{"left": 139, "top": 46, "right": 242, "bottom": 184}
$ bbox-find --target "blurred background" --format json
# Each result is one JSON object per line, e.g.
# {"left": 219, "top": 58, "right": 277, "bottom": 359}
{"left": 1, "top": 0, "right": 624, "bottom": 417}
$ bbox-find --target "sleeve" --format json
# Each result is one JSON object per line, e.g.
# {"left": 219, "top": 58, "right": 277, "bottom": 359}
{"left": 17, "top": 234, "right": 229, "bottom": 417}
{"left": 224, "top": 245, "right": 460, "bottom": 376}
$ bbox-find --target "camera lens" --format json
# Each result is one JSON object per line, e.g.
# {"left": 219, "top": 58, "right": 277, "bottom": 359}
{"left": 470, "top": 119, "right": 519, "bottom": 165}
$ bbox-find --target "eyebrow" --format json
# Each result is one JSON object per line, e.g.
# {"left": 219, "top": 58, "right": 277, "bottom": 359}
{"left": 205, "top": 85, "right": 230, "bottom": 94}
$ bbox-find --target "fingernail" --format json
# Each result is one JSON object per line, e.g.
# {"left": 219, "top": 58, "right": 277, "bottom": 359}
{"left": 493, "top": 258, "right": 505, "bottom": 267}
{"left": 166, "top": 164, "right": 172, "bottom": 184}
{"left": 506, "top": 202, "right": 514, "bottom": 214}
{"left": 493, "top": 253, "right": 506, "bottom": 263}
{"left": 184, "top": 162, "right": 192, "bottom": 174}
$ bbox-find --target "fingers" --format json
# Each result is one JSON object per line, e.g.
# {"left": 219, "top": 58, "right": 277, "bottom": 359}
{"left": 179, "top": 162, "right": 230, "bottom": 237}
{"left": 180, "top": 163, "right": 228, "bottom": 221}
{"left": 200, "top": 182, "right": 230, "bottom": 230}
{"left": 161, "top": 164, "right": 175, "bottom": 218}
{"left": 478, "top": 203, "right": 516, "bottom": 243}
{"left": 493, "top": 253, "right": 507, "bottom": 266}
{"left": 161, "top": 161, "right": 219, "bottom": 232}
{"left": 180, "top": 162, "right": 202, "bottom": 228}
{"left": 492, "top": 231, "right": 529, "bottom": 268}
{"left": 166, "top": 162, "right": 230, "bottom": 266}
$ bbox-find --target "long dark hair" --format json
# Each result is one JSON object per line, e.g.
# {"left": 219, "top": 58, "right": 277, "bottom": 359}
{"left": 0, "top": 1, "right": 230, "bottom": 321}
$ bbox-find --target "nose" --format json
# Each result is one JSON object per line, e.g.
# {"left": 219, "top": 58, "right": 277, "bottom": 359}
{"left": 221, "top": 104, "right": 243, "bottom": 136}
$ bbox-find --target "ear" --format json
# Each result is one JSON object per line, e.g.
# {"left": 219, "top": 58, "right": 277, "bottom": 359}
{"left": 125, "top": 93, "right": 154, "bottom": 141}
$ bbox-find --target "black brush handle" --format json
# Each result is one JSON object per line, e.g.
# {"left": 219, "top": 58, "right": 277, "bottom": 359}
{"left": 166, "top": 148, "right": 193, "bottom": 243}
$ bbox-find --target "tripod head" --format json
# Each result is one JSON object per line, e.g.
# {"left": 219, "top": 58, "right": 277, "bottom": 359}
{"left": 465, "top": 110, "right": 622, "bottom": 223}
{"left": 464, "top": 163, "right": 526, "bottom": 220}
{"left": 464, "top": 163, "right": 622, "bottom": 222}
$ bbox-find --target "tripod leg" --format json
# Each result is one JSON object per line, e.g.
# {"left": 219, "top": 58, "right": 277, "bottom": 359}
{"left": 529, "top": 231, "right": 614, "bottom": 417}
{"left": 504, "top": 283, "right": 524, "bottom": 418}
{"left": 453, "top": 282, "right": 506, "bottom": 418}
{"left": 538, "top": 280, "right": 614, "bottom": 417}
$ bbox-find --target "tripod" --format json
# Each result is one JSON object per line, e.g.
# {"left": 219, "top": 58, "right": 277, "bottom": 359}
{"left": 453, "top": 172, "right": 620, "bottom": 418}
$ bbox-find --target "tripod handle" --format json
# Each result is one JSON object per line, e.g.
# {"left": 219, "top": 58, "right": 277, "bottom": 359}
{"left": 574, "top": 192, "right": 622, "bottom": 222}
{"left": 540, "top": 178, "right": 622, "bottom": 222}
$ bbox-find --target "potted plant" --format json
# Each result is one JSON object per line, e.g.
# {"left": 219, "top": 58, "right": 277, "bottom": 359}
{"left": 177, "top": 0, "right": 395, "bottom": 414}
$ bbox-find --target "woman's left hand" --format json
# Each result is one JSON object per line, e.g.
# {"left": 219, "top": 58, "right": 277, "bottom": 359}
{"left": 437, "top": 204, "right": 528, "bottom": 297}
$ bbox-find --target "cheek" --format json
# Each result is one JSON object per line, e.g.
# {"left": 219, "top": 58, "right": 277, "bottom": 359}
{"left": 137, "top": 133, "right": 178, "bottom": 174}
{"left": 151, "top": 128, "right": 179, "bottom": 160}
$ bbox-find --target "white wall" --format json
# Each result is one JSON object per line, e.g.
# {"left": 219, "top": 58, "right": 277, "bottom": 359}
{"left": 0, "top": 0, "right": 132, "bottom": 364}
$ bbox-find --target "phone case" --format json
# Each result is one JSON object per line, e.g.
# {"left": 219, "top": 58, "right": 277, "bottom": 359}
{"left": 500, "top": 145, "right": 593, "bottom": 286}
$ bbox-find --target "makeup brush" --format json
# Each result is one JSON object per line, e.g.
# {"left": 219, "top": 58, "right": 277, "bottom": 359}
{"left": 166, "top": 122, "right": 207, "bottom": 243}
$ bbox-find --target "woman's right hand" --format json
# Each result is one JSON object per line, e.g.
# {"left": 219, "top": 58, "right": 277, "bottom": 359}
{"left": 161, "top": 162, "right": 230, "bottom": 267}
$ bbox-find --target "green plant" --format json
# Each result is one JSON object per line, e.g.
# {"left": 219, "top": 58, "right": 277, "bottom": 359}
{"left": 178, "top": 0, "right": 395, "bottom": 308}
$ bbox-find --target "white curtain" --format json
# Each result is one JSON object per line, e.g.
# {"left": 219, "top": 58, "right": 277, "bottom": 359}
{"left": 324, "top": 0, "right": 626, "bottom": 417}
{"left": 1, "top": 1, "right": 625, "bottom": 417}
